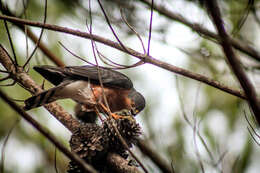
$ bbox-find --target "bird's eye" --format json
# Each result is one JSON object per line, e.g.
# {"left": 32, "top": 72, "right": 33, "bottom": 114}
{"left": 131, "top": 107, "right": 139, "bottom": 115}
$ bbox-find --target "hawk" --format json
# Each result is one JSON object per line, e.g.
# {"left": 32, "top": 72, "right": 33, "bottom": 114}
{"left": 24, "top": 65, "right": 145, "bottom": 119}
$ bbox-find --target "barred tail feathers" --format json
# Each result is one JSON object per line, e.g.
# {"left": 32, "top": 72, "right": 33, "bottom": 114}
{"left": 24, "top": 88, "right": 58, "bottom": 110}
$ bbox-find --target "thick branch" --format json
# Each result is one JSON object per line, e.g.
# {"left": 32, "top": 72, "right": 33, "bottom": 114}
{"left": 137, "top": 139, "right": 173, "bottom": 173}
{"left": 139, "top": 0, "right": 260, "bottom": 62}
{"left": 0, "top": 44, "right": 79, "bottom": 132}
{"left": 107, "top": 153, "right": 142, "bottom": 173}
{"left": 0, "top": 89, "right": 98, "bottom": 173}
{"left": 0, "top": 14, "right": 246, "bottom": 100}
{"left": 205, "top": 0, "right": 260, "bottom": 124}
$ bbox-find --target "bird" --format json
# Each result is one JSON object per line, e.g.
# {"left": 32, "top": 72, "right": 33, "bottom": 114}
{"left": 24, "top": 65, "right": 145, "bottom": 119}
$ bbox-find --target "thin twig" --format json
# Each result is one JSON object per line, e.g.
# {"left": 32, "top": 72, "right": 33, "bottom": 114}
{"left": 120, "top": 8, "right": 146, "bottom": 54}
{"left": 245, "top": 111, "right": 260, "bottom": 140}
{"left": 0, "top": 2, "right": 17, "bottom": 66}
{"left": 176, "top": 76, "right": 215, "bottom": 164}
{"left": 138, "top": 0, "right": 260, "bottom": 62}
{"left": 0, "top": 75, "right": 11, "bottom": 82}
{"left": 86, "top": 0, "right": 112, "bottom": 115}
{"left": 96, "top": 49, "right": 143, "bottom": 69}
{"left": 97, "top": 50, "right": 127, "bottom": 68}
{"left": 0, "top": 69, "right": 9, "bottom": 73}
{"left": 147, "top": 0, "right": 153, "bottom": 55}
{"left": 247, "top": 127, "right": 260, "bottom": 146}
{"left": 193, "top": 121, "right": 205, "bottom": 173}
{"left": 23, "top": 0, "right": 47, "bottom": 68}
{"left": 0, "top": 14, "right": 247, "bottom": 100}
{"left": 58, "top": 41, "right": 96, "bottom": 66}
{"left": 22, "top": 0, "right": 29, "bottom": 60}
{"left": 97, "top": 0, "right": 130, "bottom": 54}
{"left": 0, "top": 119, "right": 20, "bottom": 173}
{"left": 231, "top": 0, "right": 253, "bottom": 36}
{"left": 3, "top": 19, "right": 17, "bottom": 66}
{"left": 54, "top": 147, "right": 59, "bottom": 173}
{"left": 192, "top": 84, "right": 205, "bottom": 173}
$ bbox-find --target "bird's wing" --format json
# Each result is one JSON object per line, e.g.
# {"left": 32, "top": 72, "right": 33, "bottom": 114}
{"left": 34, "top": 65, "right": 133, "bottom": 89}
{"left": 64, "top": 66, "right": 133, "bottom": 89}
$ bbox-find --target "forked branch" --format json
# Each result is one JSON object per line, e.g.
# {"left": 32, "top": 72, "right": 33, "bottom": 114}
{"left": 0, "top": 14, "right": 246, "bottom": 100}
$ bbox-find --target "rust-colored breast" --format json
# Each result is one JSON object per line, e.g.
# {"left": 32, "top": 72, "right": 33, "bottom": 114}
{"left": 91, "top": 84, "right": 132, "bottom": 112}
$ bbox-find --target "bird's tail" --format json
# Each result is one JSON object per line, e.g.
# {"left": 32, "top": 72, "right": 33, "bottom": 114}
{"left": 24, "top": 87, "right": 59, "bottom": 110}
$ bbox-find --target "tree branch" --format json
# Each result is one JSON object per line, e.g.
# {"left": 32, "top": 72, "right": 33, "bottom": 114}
{"left": 0, "top": 14, "right": 246, "bottom": 100}
{"left": 204, "top": 0, "right": 260, "bottom": 125}
{"left": 107, "top": 153, "right": 142, "bottom": 173}
{"left": 137, "top": 139, "right": 173, "bottom": 173}
{"left": 0, "top": 44, "right": 79, "bottom": 132}
{"left": 0, "top": 89, "right": 98, "bottom": 173}
{"left": 138, "top": 0, "right": 260, "bottom": 63}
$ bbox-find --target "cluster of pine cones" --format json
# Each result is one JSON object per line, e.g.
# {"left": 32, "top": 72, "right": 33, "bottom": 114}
{"left": 67, "top": 105, "right": 142, "bottom": 172}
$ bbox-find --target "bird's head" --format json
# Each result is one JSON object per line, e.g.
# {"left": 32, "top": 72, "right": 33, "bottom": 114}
{"left": 128, "top": 89, "right": 145, "bottom": 116}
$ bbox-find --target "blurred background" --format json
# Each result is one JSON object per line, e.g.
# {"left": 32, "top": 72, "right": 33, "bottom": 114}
{"left": 1, "top": 0, "right": 260, "bottom": 172}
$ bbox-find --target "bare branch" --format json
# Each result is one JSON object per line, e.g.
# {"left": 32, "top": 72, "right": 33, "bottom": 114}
{"left": 138, "top": 0, "right": 260, "bottom": 62}
{"left": 97, "top": 0, "right": 130, "bottom": 54}
{"left": 147, "top": 0, "right": 153, "bottom": 55}
{"left": 137, "top": 139, "right": 173, "bottom": 173}
{"left": 231, "top": 0, "right": 253, "bottom": 36}
{"left": 205, "top": 0, "right": 260, "bottom": 125}
{"left": 107, "top": 153, "right": 142, "bottom": 173}
{"left": 58, "top": 41, "right": 96, "bottom": 66}
{"left": 120, "top": 8, "right": 146, "bottom": 54}
{"left": 0, "top": 14, "right": 246, "bottom": 100}
{"left": 23, "top": 0, "right": 47, "bottom": 68}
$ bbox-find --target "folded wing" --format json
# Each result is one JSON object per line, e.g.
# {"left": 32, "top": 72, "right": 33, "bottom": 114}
{"left": 34, "top": 65, "right": 133, "bottom": 89}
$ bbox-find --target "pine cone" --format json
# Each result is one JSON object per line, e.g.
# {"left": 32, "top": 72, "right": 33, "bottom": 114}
{"left": 103, "top": 118, "right": 142, "bottom": 156}
{"left": 68, "top": 118, "right": 142, "bottom": 172}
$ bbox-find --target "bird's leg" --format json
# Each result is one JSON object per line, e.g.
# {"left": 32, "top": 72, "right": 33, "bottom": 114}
{"left": 99, "top": 103, "right": 134, "bottom": 121}
{"left": 113, "top": 109, "right": 135, "bottom": 121}
{"left": 113, "top": 109, "right": 131, "bottom": 116}
{"left": 98, "top": 102, "right": 123, "bottom": 119}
